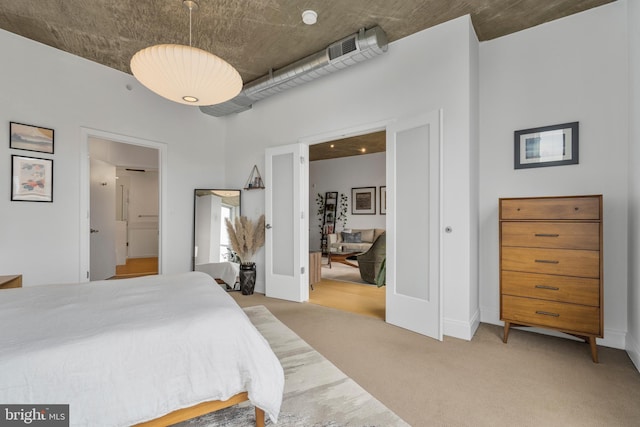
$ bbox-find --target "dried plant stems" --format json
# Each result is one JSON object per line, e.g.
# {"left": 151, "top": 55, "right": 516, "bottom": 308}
{"left": 225, "top": 214, "right": 265, "bottom": 265}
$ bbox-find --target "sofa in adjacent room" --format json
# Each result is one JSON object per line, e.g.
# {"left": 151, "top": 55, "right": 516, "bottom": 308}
{"left": 327, "top": 228, "right": 385, "bottom": 253}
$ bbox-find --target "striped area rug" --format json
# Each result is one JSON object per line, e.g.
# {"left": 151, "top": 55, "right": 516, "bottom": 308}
{"left": 176, "top": 305, "right": 408, "bottom": 426}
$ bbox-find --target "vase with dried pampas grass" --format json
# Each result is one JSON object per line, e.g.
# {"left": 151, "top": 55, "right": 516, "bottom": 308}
{"left": 225, "top": 214, "right": 265, "bottom": 294}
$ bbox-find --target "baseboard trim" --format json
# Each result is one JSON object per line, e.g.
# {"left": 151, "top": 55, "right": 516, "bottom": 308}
{"left": 599, "top": 327, "right": 626, "bottom": 349}
{"left": 626, "top": 334, "right": 640, "bottom": 373}
{"left": 444, "top": 309, "right": 480, "bottom": 341}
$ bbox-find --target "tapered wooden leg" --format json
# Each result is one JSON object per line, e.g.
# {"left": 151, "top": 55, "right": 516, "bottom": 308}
{"left": 503, "top": 321, "right": 510, "bottom": 343}
{"left": 255, "top": 407, "right": 265, "bottom": 427}
{"left": 589, "top": 336, "right": 599, "bottom": 363}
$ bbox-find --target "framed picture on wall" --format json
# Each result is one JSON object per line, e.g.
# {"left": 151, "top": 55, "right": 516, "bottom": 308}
{"left": 514, "top": 122, "right": 579, "bottom": 169}
{"left": 11, "top": 155, "right": 53, "bottom": 202}
{"left": 380, "top": 186, "right": 387, "bottom": 215}
{"left": 10, "top": 122, "right": 54, "bottom": 154}
{"left": 351, "top": 186, "right": 376, "bottom": 215}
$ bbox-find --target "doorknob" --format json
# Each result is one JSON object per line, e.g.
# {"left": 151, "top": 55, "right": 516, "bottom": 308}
{"left": 90, "top": 228, "right": 99, "bottom": 233}
{"left": 265, "top": 224, "right": 272, "bottom": 229}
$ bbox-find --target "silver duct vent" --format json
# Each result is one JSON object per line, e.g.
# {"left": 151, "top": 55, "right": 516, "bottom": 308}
{"left": 200, "top": 26, "right": 388, "bottom": 117}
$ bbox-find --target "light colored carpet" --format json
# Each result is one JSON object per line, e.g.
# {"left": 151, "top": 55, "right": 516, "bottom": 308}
{"left": 176, "top": 305, "right": 408, "bottom": 427}
{"left": 321, "top": 257, "right": 369, "bottom": 285}
{"left": 231, "top": 293, "right": 640, "bottom": 427}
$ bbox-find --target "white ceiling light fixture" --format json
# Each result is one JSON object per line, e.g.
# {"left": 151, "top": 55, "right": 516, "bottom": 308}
{"left": 302, "top": 10, "right": 318, "bottom": 25}
{"left": 130, "top": 0, "right": 242, "bottom": 106}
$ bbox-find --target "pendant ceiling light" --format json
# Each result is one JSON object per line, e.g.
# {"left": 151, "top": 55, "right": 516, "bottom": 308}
{"left": 130, "top": 0, "right": 242, "bottom": 106}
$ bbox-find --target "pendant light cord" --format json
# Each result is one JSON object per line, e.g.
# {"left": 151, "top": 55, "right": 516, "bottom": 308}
{"left": 189, "top": 5, "right": 192, "bottom": 47}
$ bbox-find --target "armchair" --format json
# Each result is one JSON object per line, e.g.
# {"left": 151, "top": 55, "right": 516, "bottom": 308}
{"left": 357, "top": 232, "right": 386, "bottom": 284}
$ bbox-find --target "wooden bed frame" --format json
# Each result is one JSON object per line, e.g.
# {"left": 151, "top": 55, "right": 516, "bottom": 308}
{"left": 135, "top": 392, "right": 264, "bottom": 427}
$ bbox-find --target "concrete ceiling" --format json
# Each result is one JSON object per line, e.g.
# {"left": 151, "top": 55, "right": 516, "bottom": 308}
{"left": 0, "top": 0, "right": 614, "bottom": 160}
{"left": 0, "top": 0, "right": 613, "bottom": 85}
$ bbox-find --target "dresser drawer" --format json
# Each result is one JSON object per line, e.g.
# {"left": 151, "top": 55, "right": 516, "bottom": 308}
{"left": 502, "top": 247, "right": 599, "bottom": 278}
{"left": 500, "top": 197, "right": 601, "bottom": 220}
{"left": 502, "top": 295, "right": 600, "bottom": 335}
{"left": 501, "top": 222, "right": 600, "bottom": 250}
{"left": 502, "top": 271, "right": 600, "bottom": 306}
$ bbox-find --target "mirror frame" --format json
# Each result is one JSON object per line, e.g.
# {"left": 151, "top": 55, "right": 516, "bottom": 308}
{"left": 192, "top": 189, "right": 242, "bottom": 270}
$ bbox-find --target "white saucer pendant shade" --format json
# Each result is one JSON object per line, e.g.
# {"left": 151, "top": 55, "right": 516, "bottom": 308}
{"left": 130, "top": 44, "right": 243, "bottom": 106}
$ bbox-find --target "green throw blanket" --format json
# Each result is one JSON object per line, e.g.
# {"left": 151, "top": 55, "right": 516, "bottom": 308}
{"left": 374, "top": 258, "right": 386, "bottom": 287}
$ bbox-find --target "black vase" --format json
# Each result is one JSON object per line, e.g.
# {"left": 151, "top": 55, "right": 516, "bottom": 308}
{"left": 239, "top": 263, "right": 256, "bottom": 295}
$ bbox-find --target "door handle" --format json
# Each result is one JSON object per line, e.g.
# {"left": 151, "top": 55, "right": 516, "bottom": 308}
{"left": 90, "top": 228, "right": 99, "bottom": 234}
{"left": 265, "top": 224, "right": 272, "bottom": 229}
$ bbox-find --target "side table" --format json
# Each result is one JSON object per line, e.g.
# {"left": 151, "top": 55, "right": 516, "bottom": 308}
{"left": 309, "top": 251, "right": 322, "bottom": 290}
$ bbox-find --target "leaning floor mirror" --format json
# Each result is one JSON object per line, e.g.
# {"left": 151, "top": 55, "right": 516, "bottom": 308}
{"left": 193, "top": 189, "right": 241, "bottom": 290}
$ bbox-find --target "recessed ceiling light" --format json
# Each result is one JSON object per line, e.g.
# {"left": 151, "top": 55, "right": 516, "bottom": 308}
{"left": 302, "top": 10, "right": 317, "bottom": 25}
{"left": 361, "top": 148, "right": 366, "bottom": 153}
{"left": 330, "top": 144, "right": 335, "bottom": 148}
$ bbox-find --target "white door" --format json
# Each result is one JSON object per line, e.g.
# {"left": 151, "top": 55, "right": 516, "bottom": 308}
{"left": 385, "top": 110, "right": 443, "bottom": 340}
{"left": 90, "top": 158, "right": 117, "bottom": 280}
{"left": 265, "top": 143, "right": 309, "bottom": 302}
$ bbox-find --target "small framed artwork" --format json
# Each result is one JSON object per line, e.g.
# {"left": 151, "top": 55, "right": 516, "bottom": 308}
{"left": 351, "top": 186, "right": 376, "bottom": 215}
{"left": 380, "top": 186, "right": 387, "bottom": 215}
{"left": 514, "top": 122, "right": 578, "bottom": 169}
{"left": 11, "top": 155, "right": 53, "bottom": 202}
{"left": 10, "top": 122, "right": 54, "bottom": 154}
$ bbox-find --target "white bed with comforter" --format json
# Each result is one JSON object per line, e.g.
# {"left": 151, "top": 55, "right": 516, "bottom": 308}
{"left": 0, "top": 271, "right": 284, "bottom": 426}
{"left": 195, "top": 261, "right": 240, "bottom": 288}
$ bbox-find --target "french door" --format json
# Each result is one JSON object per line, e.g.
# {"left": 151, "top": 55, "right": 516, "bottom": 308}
{"left": 264, "top": 143, "right": 309, "bottom": 302}
{"left": 385, "top": 110, "right": 443, "bottom": 340}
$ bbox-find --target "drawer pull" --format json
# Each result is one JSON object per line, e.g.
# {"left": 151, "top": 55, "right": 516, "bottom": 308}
{"left": 534, "top": 233, "right": 560, "bottom": 237}
{"left": 534, "top": 259, "right": 559, "bottom": 264}
{"left": 535, "top": 285, "right": 559, "bottom": 291}
{"left": 536, "top": 310, "right": 560, "bottom": 317}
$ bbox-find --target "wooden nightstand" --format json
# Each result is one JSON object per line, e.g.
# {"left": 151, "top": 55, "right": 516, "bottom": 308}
{"left": 0, "top": 275, "right": 22, "bottom": 289}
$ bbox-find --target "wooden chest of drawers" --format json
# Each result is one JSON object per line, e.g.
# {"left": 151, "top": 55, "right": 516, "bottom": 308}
{"left": 499, "top": 195, "right": 603, "bottom": 362}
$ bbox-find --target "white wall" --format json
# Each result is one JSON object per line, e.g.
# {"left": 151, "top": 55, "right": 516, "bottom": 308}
{"left": 309, "top": 152, "right": 386, "bottom": 250}
{"left": 0, "top": 29, "right": 228, "bottom": 285}
{"left": 468, "top": 17, "right": 481, "bottom": 331}
{"left": 479, "top": 1, "right": 629, "bottom": 348}
{"left": 627, "top": 0, "right": 640, "bottom": 369}
{"left": 223, "top": 16, "right": 479, "bottom": 339}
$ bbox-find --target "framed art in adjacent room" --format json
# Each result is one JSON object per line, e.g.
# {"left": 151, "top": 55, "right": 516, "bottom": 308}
{"left": 9, "top": 122, "right": 54, "bottom": 154}
{"left": 380, "top": 186, "right": 387, "bottom": 215}
{"left": 351, "top": 186, "right": 376, "bottom": 215}
{"left": 11, "top": 155, "right": 53, "bottom": 202}
{"left": 514, "top": 121, "right": 578, "bottom": 169}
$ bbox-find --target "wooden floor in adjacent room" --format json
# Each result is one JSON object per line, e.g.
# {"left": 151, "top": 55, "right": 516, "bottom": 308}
{"left": 309, "top": 279, "right": 385, "bottom": 320}
{"left": 112, "top": 257, "right": 158, "bottom": 279}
